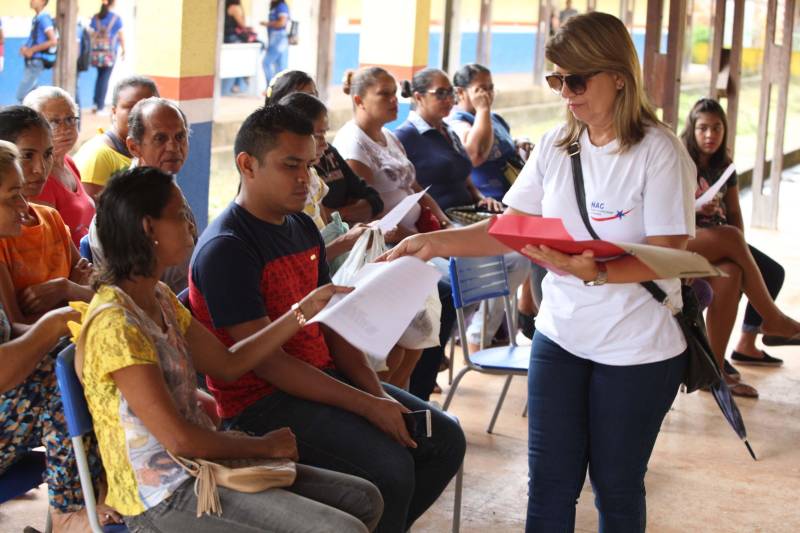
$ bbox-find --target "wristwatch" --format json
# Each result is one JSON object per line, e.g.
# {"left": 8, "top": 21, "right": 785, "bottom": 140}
{"left": 583, "top": 261, "right": 608, "bottom": 287}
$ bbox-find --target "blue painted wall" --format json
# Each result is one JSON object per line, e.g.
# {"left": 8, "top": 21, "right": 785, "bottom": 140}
{"left": 1, "top": 30, "right": 653, "bottom": 106}
{"left": 176, "top": 120, "right": 212, "bottom": 230}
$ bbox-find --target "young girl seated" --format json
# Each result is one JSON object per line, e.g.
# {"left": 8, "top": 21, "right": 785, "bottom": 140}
{"left": 0, "top": 140, "right": 117, "bottom": 532}
{"left": 78, "top": 166, "right": 382, "bottom": 532}
{"left": 0, "top": 106, "right": 93, "bottom": 324}
{"left": 680, "top": 98, "right": 799, "bottom": 397}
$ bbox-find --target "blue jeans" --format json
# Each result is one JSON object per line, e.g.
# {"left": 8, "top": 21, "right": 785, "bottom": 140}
{"left": 16, "top": 58, "right": 45, "bottom": 102}
{"left": 263, "top": 32, "right": 289, "bottom": 84}
{"left": 93, "top": 65, "right": 114, "bottom": 110}
{"left": 526, "top": 333, "right": 686, "bottom": 533}
{"left": 226, "top": 375, "right": 466, "bottom": 533}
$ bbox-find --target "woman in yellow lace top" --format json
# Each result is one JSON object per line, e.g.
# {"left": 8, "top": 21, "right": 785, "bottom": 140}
{"left": 79, "top": 167, "right": 383, "bottom": 532}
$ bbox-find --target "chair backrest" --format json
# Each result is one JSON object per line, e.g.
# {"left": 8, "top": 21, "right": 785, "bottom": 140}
{"left": 449, "top": 256, "right": 510, "bottom": 309}
{"left": 79, "top": 234, "right": 94, "bottom": 262}
{"left": 55, "top": 344, "right": 94, "bottom": 439}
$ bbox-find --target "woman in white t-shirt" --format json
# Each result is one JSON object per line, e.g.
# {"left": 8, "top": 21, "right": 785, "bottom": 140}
{"left": 384, "top": 13, "right": 696, "bottom": 532}
{"left": 333, "top": 67, "right": 450, "bottom": 241}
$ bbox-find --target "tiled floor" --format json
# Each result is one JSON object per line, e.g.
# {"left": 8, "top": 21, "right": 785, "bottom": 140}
{"left": 3, "top": 177, "right": 800, "bottom": 532}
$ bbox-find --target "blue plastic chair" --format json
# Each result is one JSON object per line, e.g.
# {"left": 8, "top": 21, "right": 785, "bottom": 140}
{"left": 0, "top": 451, "right": 52, "bottom": 532}
{"left": 55, "top": 344, "right": 128, "bottom": 533}
{"left": 79, "top": 234, "right": 93, "bottom": 262}
{"left": 447, "top": 256, "right": 530, "bottom": 434}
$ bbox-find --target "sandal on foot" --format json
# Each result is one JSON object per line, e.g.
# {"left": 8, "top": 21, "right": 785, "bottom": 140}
{"left": 762, "top": 334, "right": 800, "bottom": 346}
{"left": 723, "top": 359, "right": 741, "bottom": 380}
{"left": 731, "top": 350, "right": 783, "bottom": 367}
{"left": 727, "top": 380, "right": 759, "bottom": 398}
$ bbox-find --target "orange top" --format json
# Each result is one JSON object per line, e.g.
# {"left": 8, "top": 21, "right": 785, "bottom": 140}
{"left": 0, "top": 204, "right": 72, "bottom": 293}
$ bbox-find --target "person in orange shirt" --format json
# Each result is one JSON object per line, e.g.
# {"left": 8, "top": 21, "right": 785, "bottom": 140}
{"left": 0, "top": 106, "right": 93, "bottom": 325}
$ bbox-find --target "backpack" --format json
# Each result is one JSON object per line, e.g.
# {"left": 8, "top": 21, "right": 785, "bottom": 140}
{"left": 31, "top": 16, "right": 57, "bottom": 69}
{"left": 77, "top": 24, "right": 92, "bottom": 72}
{"left": 90, "top": 14, "right": 118, "bottom": 68}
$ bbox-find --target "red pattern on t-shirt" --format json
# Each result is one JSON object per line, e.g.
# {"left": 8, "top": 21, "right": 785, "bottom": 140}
{"left": 190, "top": 246, "right": 333, "bottom": 418}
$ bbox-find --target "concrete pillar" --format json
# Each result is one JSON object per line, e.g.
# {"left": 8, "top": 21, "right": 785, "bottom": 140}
{"left": 135, "top": 0, "right": 218, "bottom": 230}
{"left": 358, "top": 0, "right": 431, "bottom": 127}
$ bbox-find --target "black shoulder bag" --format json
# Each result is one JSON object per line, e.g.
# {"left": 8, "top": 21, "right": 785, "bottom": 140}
{"left": 568, "top": 141, "right": 721, "bottom": 392}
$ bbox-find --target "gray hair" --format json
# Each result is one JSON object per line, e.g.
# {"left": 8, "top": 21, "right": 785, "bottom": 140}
{"left": 22, "top": 86, "right": 79, "bottom": 116}
{"left": 127, "top": 97, "right": 189, "bottom": 144}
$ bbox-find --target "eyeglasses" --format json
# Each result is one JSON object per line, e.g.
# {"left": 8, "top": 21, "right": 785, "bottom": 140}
{"left": 48, "top": 116, "right": 80, "bottom": 129}
{"left": 426, "top": 87, "right": 456, "bottom": 101}
{"left": 545, "top": 72, "right": 600, "bottom": 96}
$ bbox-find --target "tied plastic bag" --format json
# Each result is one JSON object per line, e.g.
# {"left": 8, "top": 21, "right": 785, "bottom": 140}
{"left": 332, "top": 228, "right": 386, "bottom": 286}
{"left": 397, "top": 290, "right": 441, "bottom": 349}
{"left": 320, "top": 212, "right": 350, "bottom": 276}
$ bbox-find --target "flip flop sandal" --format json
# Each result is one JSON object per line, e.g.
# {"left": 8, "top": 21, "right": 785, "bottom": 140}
{"left": 728, "top": 380, "right": 759, "bottom": 398}
{"left": 731, "top": 350, "right": 784, "bottom": 367}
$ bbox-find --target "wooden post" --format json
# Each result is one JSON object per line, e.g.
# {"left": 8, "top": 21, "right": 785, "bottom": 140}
{"left": 725, "top": 0, "right": 745, "bottom": 157}
{"left": 476, "top": 0, "right": 492, "bottom": 66}
{"left": 708, "top": 0, "right": 726, "bottom": 96}
{"left": 314, "top": 0, "right": 336, "bottom": 102}
{"left": 643, "top": 0, "right": 687, "bottom": 129}
{"left": 53, "top": 0, "right": 78, "bottom": 97}
{"left": 533, "top": 0, "right": 552, "bottom": 85}
{"left": 587, "top": 0, "right": 597, "bottom": 12}
{"left": 440, "top": 0, "right": 462, "bottom": 73}
{"left": 683, "top": 0, "right": 694, "bottom": 73}
{"left": 751, "top": 0, "right": 796, "bottom": 229}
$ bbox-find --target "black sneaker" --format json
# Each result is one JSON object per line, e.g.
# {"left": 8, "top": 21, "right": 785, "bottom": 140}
{"left": 731, "top": 350, "right": 784, "bottom": 367}
{"left": 723, "top": 359, "right": 741, "bottom": 379}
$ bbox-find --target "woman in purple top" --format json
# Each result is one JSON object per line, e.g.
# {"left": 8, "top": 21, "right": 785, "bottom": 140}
{"left": 90, "top": 0, "right": 125, "bottom": 112}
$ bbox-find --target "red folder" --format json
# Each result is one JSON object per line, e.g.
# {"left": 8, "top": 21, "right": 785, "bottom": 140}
{"left": 488, "top": 215, "right": 625, "bottom": 258}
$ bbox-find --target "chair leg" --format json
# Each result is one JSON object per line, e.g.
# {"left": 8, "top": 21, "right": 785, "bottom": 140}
{"left": 452, "top": 460, "right": 463, "bottom": 533}
{"left": 72, "top": 437, "right": 104, "bottom": 533}
{"left": 448, "top": 332, "right": 455, "bottom": 385}
{"left": 522, "top": 402, "right": 528, "bottom": 418}
{"left": 443, "top": 367, "right": 472, "bottom": 411}
{"left": 487, "top": 375, "right": 514, "bottom": 434}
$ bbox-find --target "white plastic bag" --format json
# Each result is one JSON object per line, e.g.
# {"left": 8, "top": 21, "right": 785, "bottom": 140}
{"left": 397, "top": 289, "right": 441, "bottom": 349}
{"left": 331, "top": 228, "right": 386, "bottom": 286}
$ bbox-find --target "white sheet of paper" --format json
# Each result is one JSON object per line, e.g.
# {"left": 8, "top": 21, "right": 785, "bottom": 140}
{"left": 373, "top": 187, "right": 430, "bottom": 232}
{"left": 694, "top": 163, "right": 736, "bottom": 209}
{"left": 308, "top": 256, "right": 440, "bottom": 356}
{"left": 615, "top": 241, "right": 727, "bottom": 279}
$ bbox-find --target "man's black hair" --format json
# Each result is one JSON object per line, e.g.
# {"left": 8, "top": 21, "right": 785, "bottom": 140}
{"left": 278, "top": 92, "right": 327, "bottom": 123}
{"left": 233, "top": 104, "right": 313, "bottom": 165}
{"left": 112, "top": 76, "right": 159, "bottom": 107}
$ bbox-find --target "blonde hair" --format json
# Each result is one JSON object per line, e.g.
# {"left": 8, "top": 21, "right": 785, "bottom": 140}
{"left": 545, "top": 12, "right": 662, "bottom": 152}
{"left": 22, "top": 85, "right": 79, "bottom": 116}
{"left": 0, "top": 141, "right": 22, "bottom": 184}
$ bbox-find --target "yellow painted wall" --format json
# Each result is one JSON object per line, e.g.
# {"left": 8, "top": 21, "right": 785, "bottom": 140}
{"left": 135, "top": 0, "right": 217, "bottom": 77}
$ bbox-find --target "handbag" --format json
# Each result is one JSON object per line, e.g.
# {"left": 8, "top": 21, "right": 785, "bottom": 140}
{"left": 568, "top": 140, "right": 722, "bottom": 393}
{"left": 74, "top": 291, "right": 297, "bottom": 517}
{"left": 287, "top": 20, "right": 299, "bottom": 45}
{"left": 90, "top": 14, "right": 118, "bottom": 68}
{"left": 445, "top": 204, "right": 495, "bottom": 226}
{"left": 168, "top": 451, "right": 296, "bottom": 517}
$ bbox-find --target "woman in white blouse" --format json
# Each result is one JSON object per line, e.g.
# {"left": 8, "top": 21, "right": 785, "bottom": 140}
{"left": 384, "top": 12, "right": 697, "bottom": 532}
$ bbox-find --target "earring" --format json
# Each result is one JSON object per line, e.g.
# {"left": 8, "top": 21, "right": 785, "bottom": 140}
{"left": 153, "top": 239, "right": 159, "bottom": 246}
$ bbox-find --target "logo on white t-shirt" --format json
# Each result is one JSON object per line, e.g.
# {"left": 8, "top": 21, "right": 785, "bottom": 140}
{"left": 590, "top": 201, "right": 634, "bottom": 222}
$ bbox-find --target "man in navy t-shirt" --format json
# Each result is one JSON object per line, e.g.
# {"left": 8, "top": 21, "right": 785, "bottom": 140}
{"left": 189, "top": 105, "right": 465, "bottom": 533}
{"left": 16, "top": 0, "right": 58, "bottom": 102}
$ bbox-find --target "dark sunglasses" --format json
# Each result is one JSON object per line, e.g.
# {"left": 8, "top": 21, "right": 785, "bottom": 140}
{"left": 545, "top": 72, "right": 600, "bottom": 95}
{"left": 426, "top": 87, "right": 456, "bottom": 101}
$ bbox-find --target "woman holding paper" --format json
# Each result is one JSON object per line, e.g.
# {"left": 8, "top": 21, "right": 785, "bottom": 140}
{"left": 681, "top": 98, "right": 795, "bottom": 397}
{"left": 77, "top": 166, "right": 383, "bottom": 532}
{"left": 384, "top": 12, "right": 709, "bottom": 532}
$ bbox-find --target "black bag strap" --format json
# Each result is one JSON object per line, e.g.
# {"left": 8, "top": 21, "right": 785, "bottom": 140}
{"left": 568, "top": 140, "right": 672, "bottom": 308}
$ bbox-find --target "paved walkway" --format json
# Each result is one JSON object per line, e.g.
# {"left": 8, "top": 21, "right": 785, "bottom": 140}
{"left": 2, "top": 173, "right": 799, "bottom": 533}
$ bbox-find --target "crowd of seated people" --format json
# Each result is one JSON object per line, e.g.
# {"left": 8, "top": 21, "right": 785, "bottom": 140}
{"left": 1, "top": 13, "right": 798, "bottom": 531}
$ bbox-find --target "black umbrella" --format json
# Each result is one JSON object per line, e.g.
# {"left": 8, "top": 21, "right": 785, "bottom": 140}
{"left": 709, "top": 379, "right": 757, "bottom": 460}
